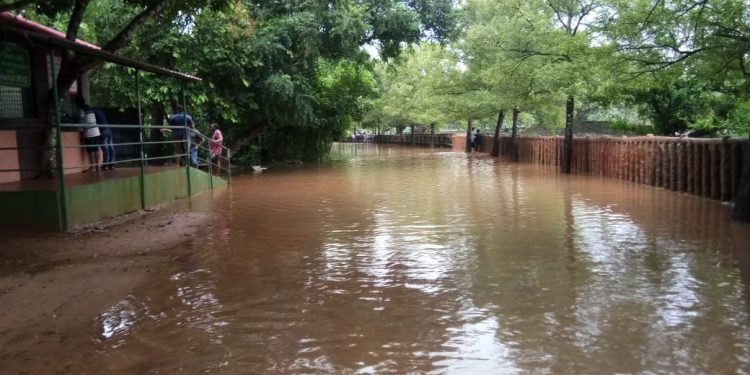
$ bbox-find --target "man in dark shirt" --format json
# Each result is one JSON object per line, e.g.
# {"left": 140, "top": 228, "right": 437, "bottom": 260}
{"left": 168, "top": 105, "right": 193, "bottom": 166}
{"left": 93, "top": 108, "right": 115, "bottom": 170}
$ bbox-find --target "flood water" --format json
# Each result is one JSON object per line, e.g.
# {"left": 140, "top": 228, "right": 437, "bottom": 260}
{"left": 96, "top": 145, "right": 750, "bottom": 373}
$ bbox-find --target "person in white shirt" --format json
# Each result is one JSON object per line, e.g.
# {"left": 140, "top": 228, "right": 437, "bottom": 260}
{"left": 76, "top": 97, "right": 102, "bottom": 172}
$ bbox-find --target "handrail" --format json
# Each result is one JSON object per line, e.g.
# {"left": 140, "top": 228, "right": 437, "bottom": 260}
{"left": 1, "top": 122, "right": 233, "bottom": 179}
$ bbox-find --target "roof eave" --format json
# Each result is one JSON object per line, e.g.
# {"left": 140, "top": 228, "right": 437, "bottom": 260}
{"left": 0, "top": 22, "right": 201, "bottom": 82}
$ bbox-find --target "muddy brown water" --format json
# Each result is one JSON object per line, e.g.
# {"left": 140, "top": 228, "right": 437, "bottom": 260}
{"left": 24, "top": 144, "right": 750, "bottom": 373}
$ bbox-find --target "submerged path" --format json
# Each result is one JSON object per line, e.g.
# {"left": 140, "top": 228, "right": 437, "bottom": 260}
{"left": 4, "top": 144, "right": 750, "bottom": 373}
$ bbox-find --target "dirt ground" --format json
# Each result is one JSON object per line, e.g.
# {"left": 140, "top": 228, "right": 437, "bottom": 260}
{"left": 0, "top": 207, "right": 210, "bottom": 374}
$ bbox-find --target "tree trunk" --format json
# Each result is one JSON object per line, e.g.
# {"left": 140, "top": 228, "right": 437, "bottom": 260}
{"left": 465, "top": 118, "right": 473, "bottom": 153}
{"left": 38, "top": 97, "right": 58, "bottom": 177}
{"left": 561, "top": 95, "right": 574, "bottom": 174}
{"left": 490, "top": 110, "right": 504, "bottom": 157}
{"left": 511, "top": 107, "right": 520, "bottom": 162}
{"left": 38, "top": 1, "right": 91, "bottom": 177}
{"left": 733, "top": 139, "right": 750, "bottom": 221}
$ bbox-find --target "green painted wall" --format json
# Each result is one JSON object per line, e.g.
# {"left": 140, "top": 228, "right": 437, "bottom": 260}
{"left": 142, "top": 168, "right": 189, "bottom": 208}
{"left": 0, "top": 167, "right": 227, "bottom": 231}
{"left": 0, "top": 191, "right": 62, "bottom": 231}
{"left": 67, "top": 175, "right": 142, "bottom": 226}
{"left": 190, "top": 169, "right": 227, "bottom": 193}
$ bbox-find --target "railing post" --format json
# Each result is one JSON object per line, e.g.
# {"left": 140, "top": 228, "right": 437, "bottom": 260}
{"left": 208, "top": 147, "right": 214, "bottom": 190}
{"left": 227, "top": 149, "right": 232, "bottom": 184}
{"left": 185, "top": 135, "right": 191, "bottom": 195}
{"left": 208, "top": 143, "right": 213, "bottom": 190}
{"left": 136, "top": 69, "right": 146, "bottom": 209}
{"left": 49, "top": 52, "right": 68, "bottom": 231}
{"left": 181, "top": 80, "right": 191, "bottom": 197}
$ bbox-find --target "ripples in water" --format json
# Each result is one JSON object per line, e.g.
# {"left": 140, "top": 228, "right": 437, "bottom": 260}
{"left": 92, "top": 144, "right": 750, "bottom": 373}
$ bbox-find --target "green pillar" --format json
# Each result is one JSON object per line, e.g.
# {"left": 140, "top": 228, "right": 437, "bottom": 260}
{"left": 227, "top": 148, "right": 232, "bottom": 184}
{"left": 49, "top": 53, "right": 68, "bottom": 231}
{"left": 181, "top": 80, "right": 191, "bottom": 197}
{"left": 136, "top": 69, "right": 146, "bottom": 208}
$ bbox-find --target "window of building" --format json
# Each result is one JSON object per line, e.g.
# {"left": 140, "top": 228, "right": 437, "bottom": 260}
{"left": 0, "top": 43, "right": 34, "bottom": 119}
{"left": 0, "top": 85, "right": 33, "bottom": 118}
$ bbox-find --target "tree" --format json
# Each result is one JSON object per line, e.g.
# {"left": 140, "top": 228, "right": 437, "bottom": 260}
{"left": 14, "top": 0, "right": 459, "bottom": 166}
{"left": 602, "top": 0, "right": 750, "bottom": 220}
{"left": 461, "top": 0, "right": 579, "bottom": 159}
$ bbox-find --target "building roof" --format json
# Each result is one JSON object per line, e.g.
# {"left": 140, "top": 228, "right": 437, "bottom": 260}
{"left": 0, "top": 12, "right": 201, "bottom": 82}
{"left": 0, "top": 12, "right": 100, "bottom": 50}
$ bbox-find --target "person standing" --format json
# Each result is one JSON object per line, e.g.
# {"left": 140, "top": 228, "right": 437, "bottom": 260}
{"left": 188, "top": 122, "right": 203, "bottom": 167}
{"left": 210, "top": 123, "right": 223, "bottom": 175}
{"left": 76, "top": 97, "right": 102, "bottom": 172}
{"left": 93, "top": 108, "right": 115, "bottom": 170}
{"left": 168, "top": 105, "right": 193, "bottom": 166}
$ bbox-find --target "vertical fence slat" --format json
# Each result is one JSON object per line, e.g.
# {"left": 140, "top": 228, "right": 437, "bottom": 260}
{"left": 696, "top": 143, "right": 702, "bottom": 196}
{"left": 721, "top": 138, "right": 730, "bottom": 201}
{"left": 677, "top": 141, "right": 684, "bottom": 192}
{"left": 667, "top": 142, "right": 677, "bottom": 191}
{"left": 663, "top": 141, "right": 669, "bottom": 189}
{"left": 702, "top": 143, "right": 710, "bottom": 198}
{"left": 685, "top": 142, "right": 695, "bottom": 194}
{"left": 730, "top": 142, "right": 742, "bottom": 199}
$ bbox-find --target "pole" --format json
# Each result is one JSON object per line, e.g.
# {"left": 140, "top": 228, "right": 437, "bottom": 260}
{"left": 208, "top": 143, "right": 213, "bottom": 189}
{"left": 206, "top": 132, "right": 213, "bottom": 190}
{"left": 136, "top": 69, "right": 146, "bottom": 208}
{"left": 49, "top": 53, "right": 69, "bottom": 231}
{"left": 208, "top": 152, "right": 214, "bottom": 190}
{"left": 181, "top": 80, "right": 191, "bottom": 197}
{"left": 227, "top": 148, "right": 232, "bottom": 184}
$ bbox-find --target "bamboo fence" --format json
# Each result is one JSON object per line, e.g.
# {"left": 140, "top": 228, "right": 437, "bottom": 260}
{"left": 494, "top": 136, "right": 747, "bottom": 202}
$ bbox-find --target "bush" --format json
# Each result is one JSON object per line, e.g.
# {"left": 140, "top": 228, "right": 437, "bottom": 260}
{"left": 610, "top": 120, "right": 654, "bottom": 135}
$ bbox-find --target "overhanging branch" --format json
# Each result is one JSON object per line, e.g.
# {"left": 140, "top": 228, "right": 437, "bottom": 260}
{"left": 0, "top": 0, "right": 34, "bottom": 13}
{"left": 102, "top": 0, "right": 177, "bottom": 53}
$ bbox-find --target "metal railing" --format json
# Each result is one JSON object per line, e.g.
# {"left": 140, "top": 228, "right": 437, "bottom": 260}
{"left": 0, "top": 122, "right": 232, "bottom": 229}
{"left": 1, "top": 123, "right": 231, "bottom": 178}
{"left": 0, "top": 49, "right": 232, "bottom": 230}
{"left": 0, "top": 123, "right": 232, "bottom": 229}
{"left": 54, "top": 122, "right": 232, "bottom": 181}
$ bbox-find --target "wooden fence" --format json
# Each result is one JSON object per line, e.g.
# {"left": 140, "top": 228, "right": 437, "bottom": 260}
{"left": 370, "top": 134, "right": 453, "bottom": 147}
{"left": 493, "top": 136, "right": 748, "bottom": 202}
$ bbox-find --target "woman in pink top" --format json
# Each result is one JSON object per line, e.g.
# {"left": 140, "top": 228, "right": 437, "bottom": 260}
{"left": 210, "top": 123, "right": 223, "bottom": 175}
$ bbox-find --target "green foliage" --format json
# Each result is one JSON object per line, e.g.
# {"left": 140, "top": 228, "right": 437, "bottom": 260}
{"left": 18, "top": 0, "right": 458, "bottom": 163}
{"left": 600, "top": 0, "right": 750, "bottom": 136}
{"left": 725, "top": 101, "right": 750, "bottom": 137}
{"left": 610, "top": 120, "right": 653, "bottom": 136}
{"left": 24, "top": 0, "right": 750, "bottom": 166}
{"left": 231, "top": 143, "right": 262, "bottom": 166}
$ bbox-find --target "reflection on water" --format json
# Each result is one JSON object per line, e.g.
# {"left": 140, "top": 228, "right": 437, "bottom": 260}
{"left": 95, "top": 144, "right": 750, "bottom": 373}
{"left": 100, "top": 298, "right": 137, "bottom": 340}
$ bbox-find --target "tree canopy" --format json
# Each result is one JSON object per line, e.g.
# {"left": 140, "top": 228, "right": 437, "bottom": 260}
{"left": 6, "top": 0, "right": 750, "bottom": 164}
{"left": 8, "top": 0, "right": 458, "bottom": 163}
